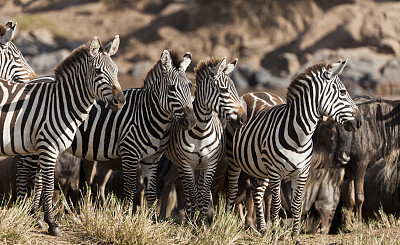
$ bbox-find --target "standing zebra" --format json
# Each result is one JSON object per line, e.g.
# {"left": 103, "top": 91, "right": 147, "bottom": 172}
{"left": 226, "top": 60, "right": 361, "bottom": 241}
{"left": 0, "top": 21, "right": 36, "bottom": 82}
{"left": 16, "top": 50, "right": 196, "bottom": 209}
{"left": 165, "top": 57, "right": 247, "bottom": 221}
{"left": 0, "top": 35, "right": 125, "bottom": 236}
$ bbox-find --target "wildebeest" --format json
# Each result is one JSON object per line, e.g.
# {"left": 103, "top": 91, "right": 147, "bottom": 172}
{"left": 362, "top": 157, "right": 400, "bottom": 218}
{"left": 341, "top": 96, "right": 400, "bottom": 222}
{"left": 0, "top": 152, "right": 84, "bottom": 210}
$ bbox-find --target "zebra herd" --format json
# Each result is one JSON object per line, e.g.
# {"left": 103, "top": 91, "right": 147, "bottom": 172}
{"left": 0, "top": 21, "right": 361, "bottom": 242}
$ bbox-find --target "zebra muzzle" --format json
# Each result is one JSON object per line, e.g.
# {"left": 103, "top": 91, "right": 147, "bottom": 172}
{"left": 108, "top": 91, "right": 126, "bottom": 111}
{"left": 228, "top": 109, "right": 247, "bottom": 128}
{"left": 178, "top": 106, "right": 196, "bottom": 130}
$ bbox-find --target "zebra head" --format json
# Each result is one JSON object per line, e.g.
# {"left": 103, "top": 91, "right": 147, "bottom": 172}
{"left": 318, "top": 59, "right": 361, "bottom": 132}
{"left": 195, "top": 57, "right": 247, "bottom": 128}
{"left": 160, "top": 50, "right": 195, "bottom": 130}
{"left": 0, "top": 21, "right": 36, "bottom": 82}
{"left": 88, "top": 35, "right": 125, "bottom": 111}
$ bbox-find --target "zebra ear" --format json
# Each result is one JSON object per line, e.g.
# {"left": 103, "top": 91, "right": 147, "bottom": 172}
{"left": 179, "top": 52, "right": 192, "bottom": 72}
{"left": 325, "top": 59, "right": 347, "bottom": 80}
{"left": 0, "top": 21, "right": 16, "bottom": 44}
{"left": 223, "top": 58, "right": 238, "bottom": 75}
{"left": 161, "top": 50, "right": 173, "bottom": 71}
{"left": 105, "top": 35, "right": 119, "bottom": 56}
{"left": 213, "top": 57, "right": 227, "bottom": 76}
{"left": 5, "top": 21, "right": 13, "bottom": 29}
{"left": 89, "top": 36, "right": 101, "bottom": 57}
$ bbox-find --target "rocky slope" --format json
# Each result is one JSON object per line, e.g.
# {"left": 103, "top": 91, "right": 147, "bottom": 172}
{"left": 1, "top": 0, "right": 399, "bottom": 95}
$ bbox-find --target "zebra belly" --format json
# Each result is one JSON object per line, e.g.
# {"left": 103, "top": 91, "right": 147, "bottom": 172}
{"left": 0, "top": 109, "right": 35, "bottom": 155}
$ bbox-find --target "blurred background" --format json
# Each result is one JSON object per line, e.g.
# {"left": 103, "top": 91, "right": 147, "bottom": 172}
{"left": 1, "top": 0, "right": 400, "bottom": 97}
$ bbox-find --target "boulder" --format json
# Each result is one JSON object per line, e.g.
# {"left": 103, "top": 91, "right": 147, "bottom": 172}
{"left": 28, "top": 49, "right": 71, "bottom": 76}
{"left": 278, "top": 52, "right": 300, "bottom": 76}
{"left": 130, "top": 60, "right": 154, "bottom": 79}
{"left": 230, "top": 69, "right": 248, "bottom": 90}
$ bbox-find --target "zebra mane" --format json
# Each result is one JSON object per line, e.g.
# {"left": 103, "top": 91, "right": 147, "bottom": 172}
{"left": 142, "top": 49, "right": 181, "bottom": 88}
{"left": 0, "top": 24, "right": 6, "bottom": 35}
{"left": 194, "top": 57, "right": 223, "bottom": 85}
{"left": 54, "top": 40, "right": 106, "bottom": 78}
{"left": 286, "top": 62, "right": 333, "bottom": 103}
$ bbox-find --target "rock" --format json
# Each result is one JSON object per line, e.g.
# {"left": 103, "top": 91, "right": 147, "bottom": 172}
{"left": 230, "top": 69, "right": 248, "bottom": 90}
{"left": 381, "top": 56, "right": 400, "bottom": 84}
{"left": 249, "top": 68, "right": 271, "bottom": 87}
{"left": 298, "top": 1, "right": 400, "bottom": 54}
{"left": 278, "top": 53, "right": 300, "bottom": 76}
{"left": 130, "top": 60, "right": 154, "bottom": 78}
{"left": 14, "top": 30, "right": 40, "bottom": 56}
{"left": 28, "top": 49, "right": 71, "bottom": 76}
{"left": 211, "top": 44, "right": 230, "bottom": 59}
{"left": 379, "top": 38, "right": 400, "bottom": 55}
{"left": 237, "top": 63, "right": 254, "bottom": 81}
{"left": 30, "top": 28, "right": 58, "bottom": 51}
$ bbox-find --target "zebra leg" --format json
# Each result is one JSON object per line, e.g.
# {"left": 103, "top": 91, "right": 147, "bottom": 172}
{"left": 31, "top": 163, "right": 45, "bottom": 229}
{"left": 38, "top": 152, "right": 61, "bottom": 236}
{"left": 177, "top": 167, "right": 197, "bottom": 220}
{"left": 290, "top": 172, "right": 308, "bottom": 240}
{"left": 226, "top": 163, "right": 241, "bottom": 209}
{"left": 141, "top": 163, "right": 159, "bottom": 207}
{"left": 198, "top": 162, "right": 217, "bottom": 223}
{"left": 16, "top": 154, "right": 36, "bottom": 198}
{"left": 269, "top": 177, "right": 282, "bottom": 233}
{"left": 251, "top": 178, "right": 268, "bottom": 232}
{"left": 121, "top": 156, "right": 139, "bottom": 205}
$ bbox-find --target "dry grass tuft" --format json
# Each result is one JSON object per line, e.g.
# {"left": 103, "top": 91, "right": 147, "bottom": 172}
{"left": 0, "top": 196, "right": 35, "bottom": 244}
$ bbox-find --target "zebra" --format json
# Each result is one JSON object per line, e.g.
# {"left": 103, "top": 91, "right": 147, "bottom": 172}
{"left": 164, "top": 57, "right": 247, "bottom": 221}
{"left": 0, "top": 35, "right": 125, "bottom": 236}
{"left": 225, "top": 60, "right": 361, "bottom": 241}
{"left": 0, "top": 21, "right": 36, "bottom": 82}
{"left": 16, "top": 49, "right": 196, "bottom": 211}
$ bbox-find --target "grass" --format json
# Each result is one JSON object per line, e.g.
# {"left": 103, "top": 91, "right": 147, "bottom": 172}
{"left": 3, "top": 192, "right": 400, "bottom": 244}
{"left": 0, "top": 196, "right": 35, "bottom": 244}
{"left": 14, "top": 14, "right": 68, "bottom": 42}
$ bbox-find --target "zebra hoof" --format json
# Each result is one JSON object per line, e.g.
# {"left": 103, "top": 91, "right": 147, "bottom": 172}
{"left": 295, "top": 238, "right": 301, "bottom": 245}
{"left": 36, "top": 219, "right": 45, "bottom": 229}
{"left": 48, "top": 226, "right": 62, "bottom": 237}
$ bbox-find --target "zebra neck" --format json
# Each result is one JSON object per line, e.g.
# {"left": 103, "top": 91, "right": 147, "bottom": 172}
{"left": 133, "top": 86, "right": 173, "bottom": 127}
{"left": 193, "top": 98, "right": 213, "bottom": 125}
{"left": 54, "top": 64, "right": 95, "bottom": 120}
{"left": 285, "top": 96, "right": 319, "bottom": 147}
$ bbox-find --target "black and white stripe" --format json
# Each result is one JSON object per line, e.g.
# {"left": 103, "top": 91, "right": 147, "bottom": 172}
{"left": 17, "top": 50, "right": 195, "bottom": 207}
{"left": 226, "top": 60, "right": 361, "bottom": 239}
{"left": 165, "top": 57, "right": 246, "bottom": 220}
{"left": 2, "top": 36, "right": 125, "bottom": 236}
{"left": 0, "top": 21, "right": 36, "bottom": 82}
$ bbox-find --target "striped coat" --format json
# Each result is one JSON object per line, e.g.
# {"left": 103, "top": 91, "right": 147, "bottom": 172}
{"left": 226, "top": 60, "right": 361, "bottom": 241}
{"left": 1, "top": 36, "right": 125, "bottom": 236}
{"left": 165, "top": 57, "right": 246, "bottom": 220}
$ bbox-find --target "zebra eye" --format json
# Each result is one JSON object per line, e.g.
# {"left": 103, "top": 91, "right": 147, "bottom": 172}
{"left": 339, "top": 89, "right": 347, "bottom": 96}
{"left": 219, "top": 87, "right": 229, "bottom": 93}
{"left": 94, "top": 68, "right": 101, "bottom": 74}
{"left": 168, "top": 84, "right": 176, "bottom": 91}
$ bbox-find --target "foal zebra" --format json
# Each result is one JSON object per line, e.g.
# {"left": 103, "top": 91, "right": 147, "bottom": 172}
{"left": 165, "top": 57, "right": 247, "bottom": 221}
{"left": 226, "top": 60, "right": 361, "bottom": 241}
{"left": 0, "top": 36, "right": 125, "bottom": 236}
{"left": 0, "top": 21, "right": 36, "bottom": 82}
{"left": 17, "top": 50, "right": 195, "bottom": 208}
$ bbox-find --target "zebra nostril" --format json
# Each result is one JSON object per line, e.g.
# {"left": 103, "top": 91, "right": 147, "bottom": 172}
{"left": 113, "top": 98, "right": 119, "bottom": 105}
